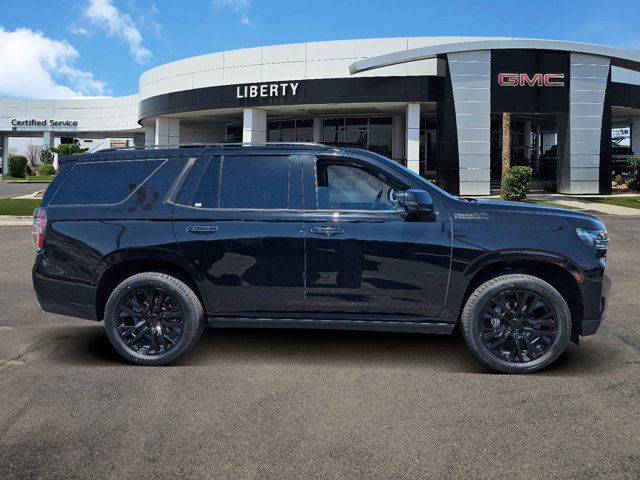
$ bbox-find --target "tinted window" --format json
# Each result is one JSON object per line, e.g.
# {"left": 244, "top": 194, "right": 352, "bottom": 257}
{"left": 219, "top": 155, "right": 290, "bottom": 209}
{"left": 52, "top": 159, "right": 163, "bottom": 205}
{"left": 176, "top": 156, "right": 221, "bottom": 208}
{"left": 316, "top": 158, "right": 403, "bottom": 211}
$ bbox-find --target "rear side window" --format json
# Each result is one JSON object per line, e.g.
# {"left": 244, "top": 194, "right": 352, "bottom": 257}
{"left": 175, "top": 156, "right": 222, "bottom": 209}
{"left": 51, "top": 159, "right": 163, "bottom": 206}
{"left": 175, "top": 155, "right": 291, "bottom": 209}
{"left": 220, "top": 156, "right": 290, "bottom": 209}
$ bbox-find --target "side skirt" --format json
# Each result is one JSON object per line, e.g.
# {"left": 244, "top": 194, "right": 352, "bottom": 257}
{"left": 206, "top": 316, "right": 455, "bottom": 335}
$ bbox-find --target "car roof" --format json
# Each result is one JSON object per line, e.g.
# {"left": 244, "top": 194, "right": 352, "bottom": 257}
{"left": 58, "top": 143, "right": 356, "bottom": 165}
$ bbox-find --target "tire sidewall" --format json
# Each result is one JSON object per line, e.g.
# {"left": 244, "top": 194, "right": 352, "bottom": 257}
{"left": 462, "top": 275, "right": 571, "bottom": 373}
{"left": 104, "top": 273, "right": 203, "bottom": 365}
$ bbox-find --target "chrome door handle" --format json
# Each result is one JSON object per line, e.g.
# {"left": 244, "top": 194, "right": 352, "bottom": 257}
{"left": 185, "top": 225, "right": 219, "bottom": 234}
{"left": 310, "top": 226, "right": 344, "bottom": 236}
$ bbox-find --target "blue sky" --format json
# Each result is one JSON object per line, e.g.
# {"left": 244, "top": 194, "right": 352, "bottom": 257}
{"left": 0, "top": 0, "right": 639, "bottom": 98}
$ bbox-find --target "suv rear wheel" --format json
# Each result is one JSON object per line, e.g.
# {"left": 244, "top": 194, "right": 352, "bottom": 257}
{"left": 460, "top": 274, "right": 571, "bottom": 373}
{"left": 104, "top": 272, "right": 205, "bottom": 365}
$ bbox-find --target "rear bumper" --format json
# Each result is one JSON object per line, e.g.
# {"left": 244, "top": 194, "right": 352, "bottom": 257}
{"left": 32, "top": 253, "right": 98, "bottom": 321}
{"left": 37, "top": 299, "right": 98, "bottom": 321}
{"left": 579, "top": 274, "right": 611, "bottom": 336}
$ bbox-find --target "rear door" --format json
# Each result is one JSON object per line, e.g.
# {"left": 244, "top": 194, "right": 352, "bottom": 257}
{"left": 172, "top": 153, "right": 305, "bottom": 315}
{"left": 302, "top": 154, "right": 451, "bottom": 319}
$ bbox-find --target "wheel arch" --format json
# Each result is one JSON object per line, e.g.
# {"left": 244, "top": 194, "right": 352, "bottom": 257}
{"left": 459, "top": 252, "right": 584, "bottom": 343}
{"left": 95, "top": 252, "right": 205, "bottom": 321}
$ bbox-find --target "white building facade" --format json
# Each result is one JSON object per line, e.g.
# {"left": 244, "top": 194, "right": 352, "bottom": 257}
{"left": 3, "top": 36, "right": 640, "bottom": 195}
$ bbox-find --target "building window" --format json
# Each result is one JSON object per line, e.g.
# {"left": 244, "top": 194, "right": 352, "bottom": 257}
{"left": 322, "top": 117, "right": 393, "bottom": 158}
{"left": 267, "top": 119, "right": 314, "bottom": 142}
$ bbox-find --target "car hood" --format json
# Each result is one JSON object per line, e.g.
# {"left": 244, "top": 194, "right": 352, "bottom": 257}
{"left": 467, "top": 198, "right": 606, "bottom": 230}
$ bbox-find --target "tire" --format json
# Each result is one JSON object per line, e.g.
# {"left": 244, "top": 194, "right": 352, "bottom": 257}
{"left": 460, "top": 274, "right": 571, "bottom": 374}
{"left": 104, "top": 272, "right": 205, "bottom": 366}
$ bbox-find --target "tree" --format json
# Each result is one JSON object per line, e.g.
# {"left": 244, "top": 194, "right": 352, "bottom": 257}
{"left": 39, "top": 148, "right": 55, "bottom": 164}
{"left": 51, "top": 144, "right": 89, "bottom": 156}
{"left": 500, "top": 112, "right": 511, "bottom": 200}
{"left": 628, "top": 156, "right": 640, "bottom": 182}
{"left": 26, "top": 144, "right": 42, "bottom": 167}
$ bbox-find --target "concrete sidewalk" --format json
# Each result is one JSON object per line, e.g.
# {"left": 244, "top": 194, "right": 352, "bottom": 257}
{"left": 529, "top": 194, "right": 640, "bottom": 216}
{"left": 0, "top": 216, "right": 32, "bottom": 226}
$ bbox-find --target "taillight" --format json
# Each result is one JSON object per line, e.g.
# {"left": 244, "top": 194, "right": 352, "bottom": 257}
{"left": 32, "top": 207, "right": 47, "bottom": 252}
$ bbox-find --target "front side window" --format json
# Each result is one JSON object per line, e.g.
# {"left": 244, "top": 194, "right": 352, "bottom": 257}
{"left": 315, "top": 157, "right": 404, "bottom": 211}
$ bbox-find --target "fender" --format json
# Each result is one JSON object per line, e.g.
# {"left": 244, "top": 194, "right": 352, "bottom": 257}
{"left": 94, "top": 247, "right": 209, "bottom": 310}
{"left": 440, "top": 248, "right": 584, "bottom": 321}
{"left": 463, "top": 248, "right": 582, "bottom": 279}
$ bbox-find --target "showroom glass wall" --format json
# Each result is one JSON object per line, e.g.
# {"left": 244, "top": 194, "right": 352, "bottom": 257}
{"left": 225, "top": 115, "right": 437, "bottom": 173}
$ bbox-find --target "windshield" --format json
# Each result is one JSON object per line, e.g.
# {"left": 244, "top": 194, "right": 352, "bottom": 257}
{"left": 354, "top": 149, "right": 460, "bottom": 200}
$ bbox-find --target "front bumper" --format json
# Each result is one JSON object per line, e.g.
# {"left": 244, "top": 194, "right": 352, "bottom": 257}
{"left": 579, "top": 273, "right": 611, "bottom": 336}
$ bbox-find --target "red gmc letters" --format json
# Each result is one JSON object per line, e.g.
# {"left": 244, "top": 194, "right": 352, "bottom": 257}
{"left": 498, "top": 73, "right": 565, "bottom": 87}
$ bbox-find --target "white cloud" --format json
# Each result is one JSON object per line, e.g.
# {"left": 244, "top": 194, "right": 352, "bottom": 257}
{"left": 0, "top": 27, "right": 108, "bottom": 99}
{"left": 213, "top": 0, "right": 252, "bottom": 27}
{"left": 83, "top": 0, "right": 151, "bottom": 63}
{"left": 67, "top": 25, "right": 90, "bottom": 36}
{"left": 213, "top": 0, "right": 250, "bottom": 11}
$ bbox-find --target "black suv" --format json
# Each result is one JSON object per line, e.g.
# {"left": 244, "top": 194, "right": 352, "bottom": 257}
{"left": 32, "top": 144, "right": 610, "bottom": 373}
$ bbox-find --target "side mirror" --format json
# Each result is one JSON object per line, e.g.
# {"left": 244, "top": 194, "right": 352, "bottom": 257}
{"left": 397, "top": 189, "right": 435, "bottom": 219}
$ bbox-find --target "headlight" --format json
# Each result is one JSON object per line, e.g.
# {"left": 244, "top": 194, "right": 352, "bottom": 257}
{"left": 576, "top": 228, "right": 609, "bottom": 251}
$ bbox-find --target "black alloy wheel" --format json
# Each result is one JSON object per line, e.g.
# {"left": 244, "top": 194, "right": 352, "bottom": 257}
{"left": 460, "top": 274, "right": 571, "bottom": 374}
{"left": 104, "top": 272, "right": 205, "bottom": 365}
{"left": 116, "top": 287, "right": 184, "bottom": 356}
{"left": 480, "top": 289, "right": 557, "bottom": 363}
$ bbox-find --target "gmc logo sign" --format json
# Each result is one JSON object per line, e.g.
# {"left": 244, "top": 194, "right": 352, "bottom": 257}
{"left": 498, "top": 73, "right": 565, "bottom": 87}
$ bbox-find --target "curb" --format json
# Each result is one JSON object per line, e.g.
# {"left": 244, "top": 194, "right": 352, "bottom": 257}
{"left": 0, "top": 216, "right": 32, "bottom": 226}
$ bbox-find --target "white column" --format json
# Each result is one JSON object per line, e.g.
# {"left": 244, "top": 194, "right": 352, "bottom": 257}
{"left": 392, "top": 115, "right": 405, "bottom": 161}
{"left": 155, "top": 118, "right": 180, "bottom": 146}
{"left": 560, "top": 53, "right": 610, "bottom": 194}
{"left": 1, "top": 137, "right": 9, "bottom": 177}
{"left": 631, "top": 117, "right": 640, "bottom": 156}
{"left": 144, "top": 126, "right": 155, "bottom": 146}
{"left": 406, "top": 103, "right": 420, "bottom": 173}
{"left": 312, "top": 118, "right": 322, "bottom": 143}
{"left": 43, "top": 132, "right": 57, "bottom": 169}
{"left": 242, "top": 108, "right": 267, "bottom": 143}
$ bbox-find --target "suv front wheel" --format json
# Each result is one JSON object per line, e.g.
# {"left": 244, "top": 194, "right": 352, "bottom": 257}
{"left": 460, "top": 274, "right": 571, "bottom": 373}
{"left": 104, "top": 272, "right": 205, "bottom": 365}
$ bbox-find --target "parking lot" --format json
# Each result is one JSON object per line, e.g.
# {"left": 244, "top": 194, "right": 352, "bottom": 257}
{"left": 0, "top": 216, "right": 639, "bottom": 480}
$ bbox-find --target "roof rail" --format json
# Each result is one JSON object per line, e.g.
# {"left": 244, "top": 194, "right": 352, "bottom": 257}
{"left": 93, "top": 142, "right": 327, "bottom": 153}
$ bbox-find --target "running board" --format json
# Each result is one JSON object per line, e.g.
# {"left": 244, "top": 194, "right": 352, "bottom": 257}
{"left": 206, "top": 316, "right": 455, "bottom": 334}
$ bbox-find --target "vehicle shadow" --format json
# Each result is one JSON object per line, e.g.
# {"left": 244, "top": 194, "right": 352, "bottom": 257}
{"left": 49, "top": 322, "right": 621, "bottom": 376}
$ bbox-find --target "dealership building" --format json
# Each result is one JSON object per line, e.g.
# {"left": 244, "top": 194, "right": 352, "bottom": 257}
{"left": 2, "top": 36, "right": 640, "bottom": 195}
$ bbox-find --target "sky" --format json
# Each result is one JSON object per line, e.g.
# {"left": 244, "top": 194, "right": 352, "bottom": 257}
{"left": 0, "top": 0, "right": 639, "bottom": 100}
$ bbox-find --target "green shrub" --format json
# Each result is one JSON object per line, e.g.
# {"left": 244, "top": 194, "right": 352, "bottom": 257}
{"left": 7, "top": 155, "right": 28, "bottom": 178}
{"left": 624, "top": 178, "right": 639, "bottom": 191}
{"left": 627, "top": 156, "right": 640, "bottom": 174}
{"left": 25, "top": 165, "right": 34, "bottom": 176}
{"left": 613, "top": 174, "right": 623, "bottom": 185}
{"left": 52, "top": 144, "right": 88, "bottom": 156}
{"left": 38, "top": 163, "right": 56, "bottom": 176}
{"left": 501, "top": 166, "right": 533, "bottom": 201}
{"left": 543, "top": 181, "right": 557, "bottom": 192}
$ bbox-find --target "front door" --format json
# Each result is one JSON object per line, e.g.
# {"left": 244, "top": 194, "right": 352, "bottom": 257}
{"left": 303, "top": 155, "right": 451, "bottom": 319}
{"left": 173, "top": 153, "right": 305, "bottom": 315}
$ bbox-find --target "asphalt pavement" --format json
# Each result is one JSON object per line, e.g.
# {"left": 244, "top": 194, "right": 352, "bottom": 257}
{"left": 0, "top": 216, "right": 638, "bottom": 480}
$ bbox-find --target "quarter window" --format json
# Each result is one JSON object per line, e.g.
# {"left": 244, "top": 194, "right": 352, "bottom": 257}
{"left": 315, "top": 158, "right": 404, "bottom": 211}
{"left": 51, "top": 159, "right": 163, "bottom": 206}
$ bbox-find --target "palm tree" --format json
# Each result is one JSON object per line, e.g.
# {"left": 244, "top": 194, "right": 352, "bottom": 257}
{"left": 500, "top": 112, "right": 511, "bottom": 199}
